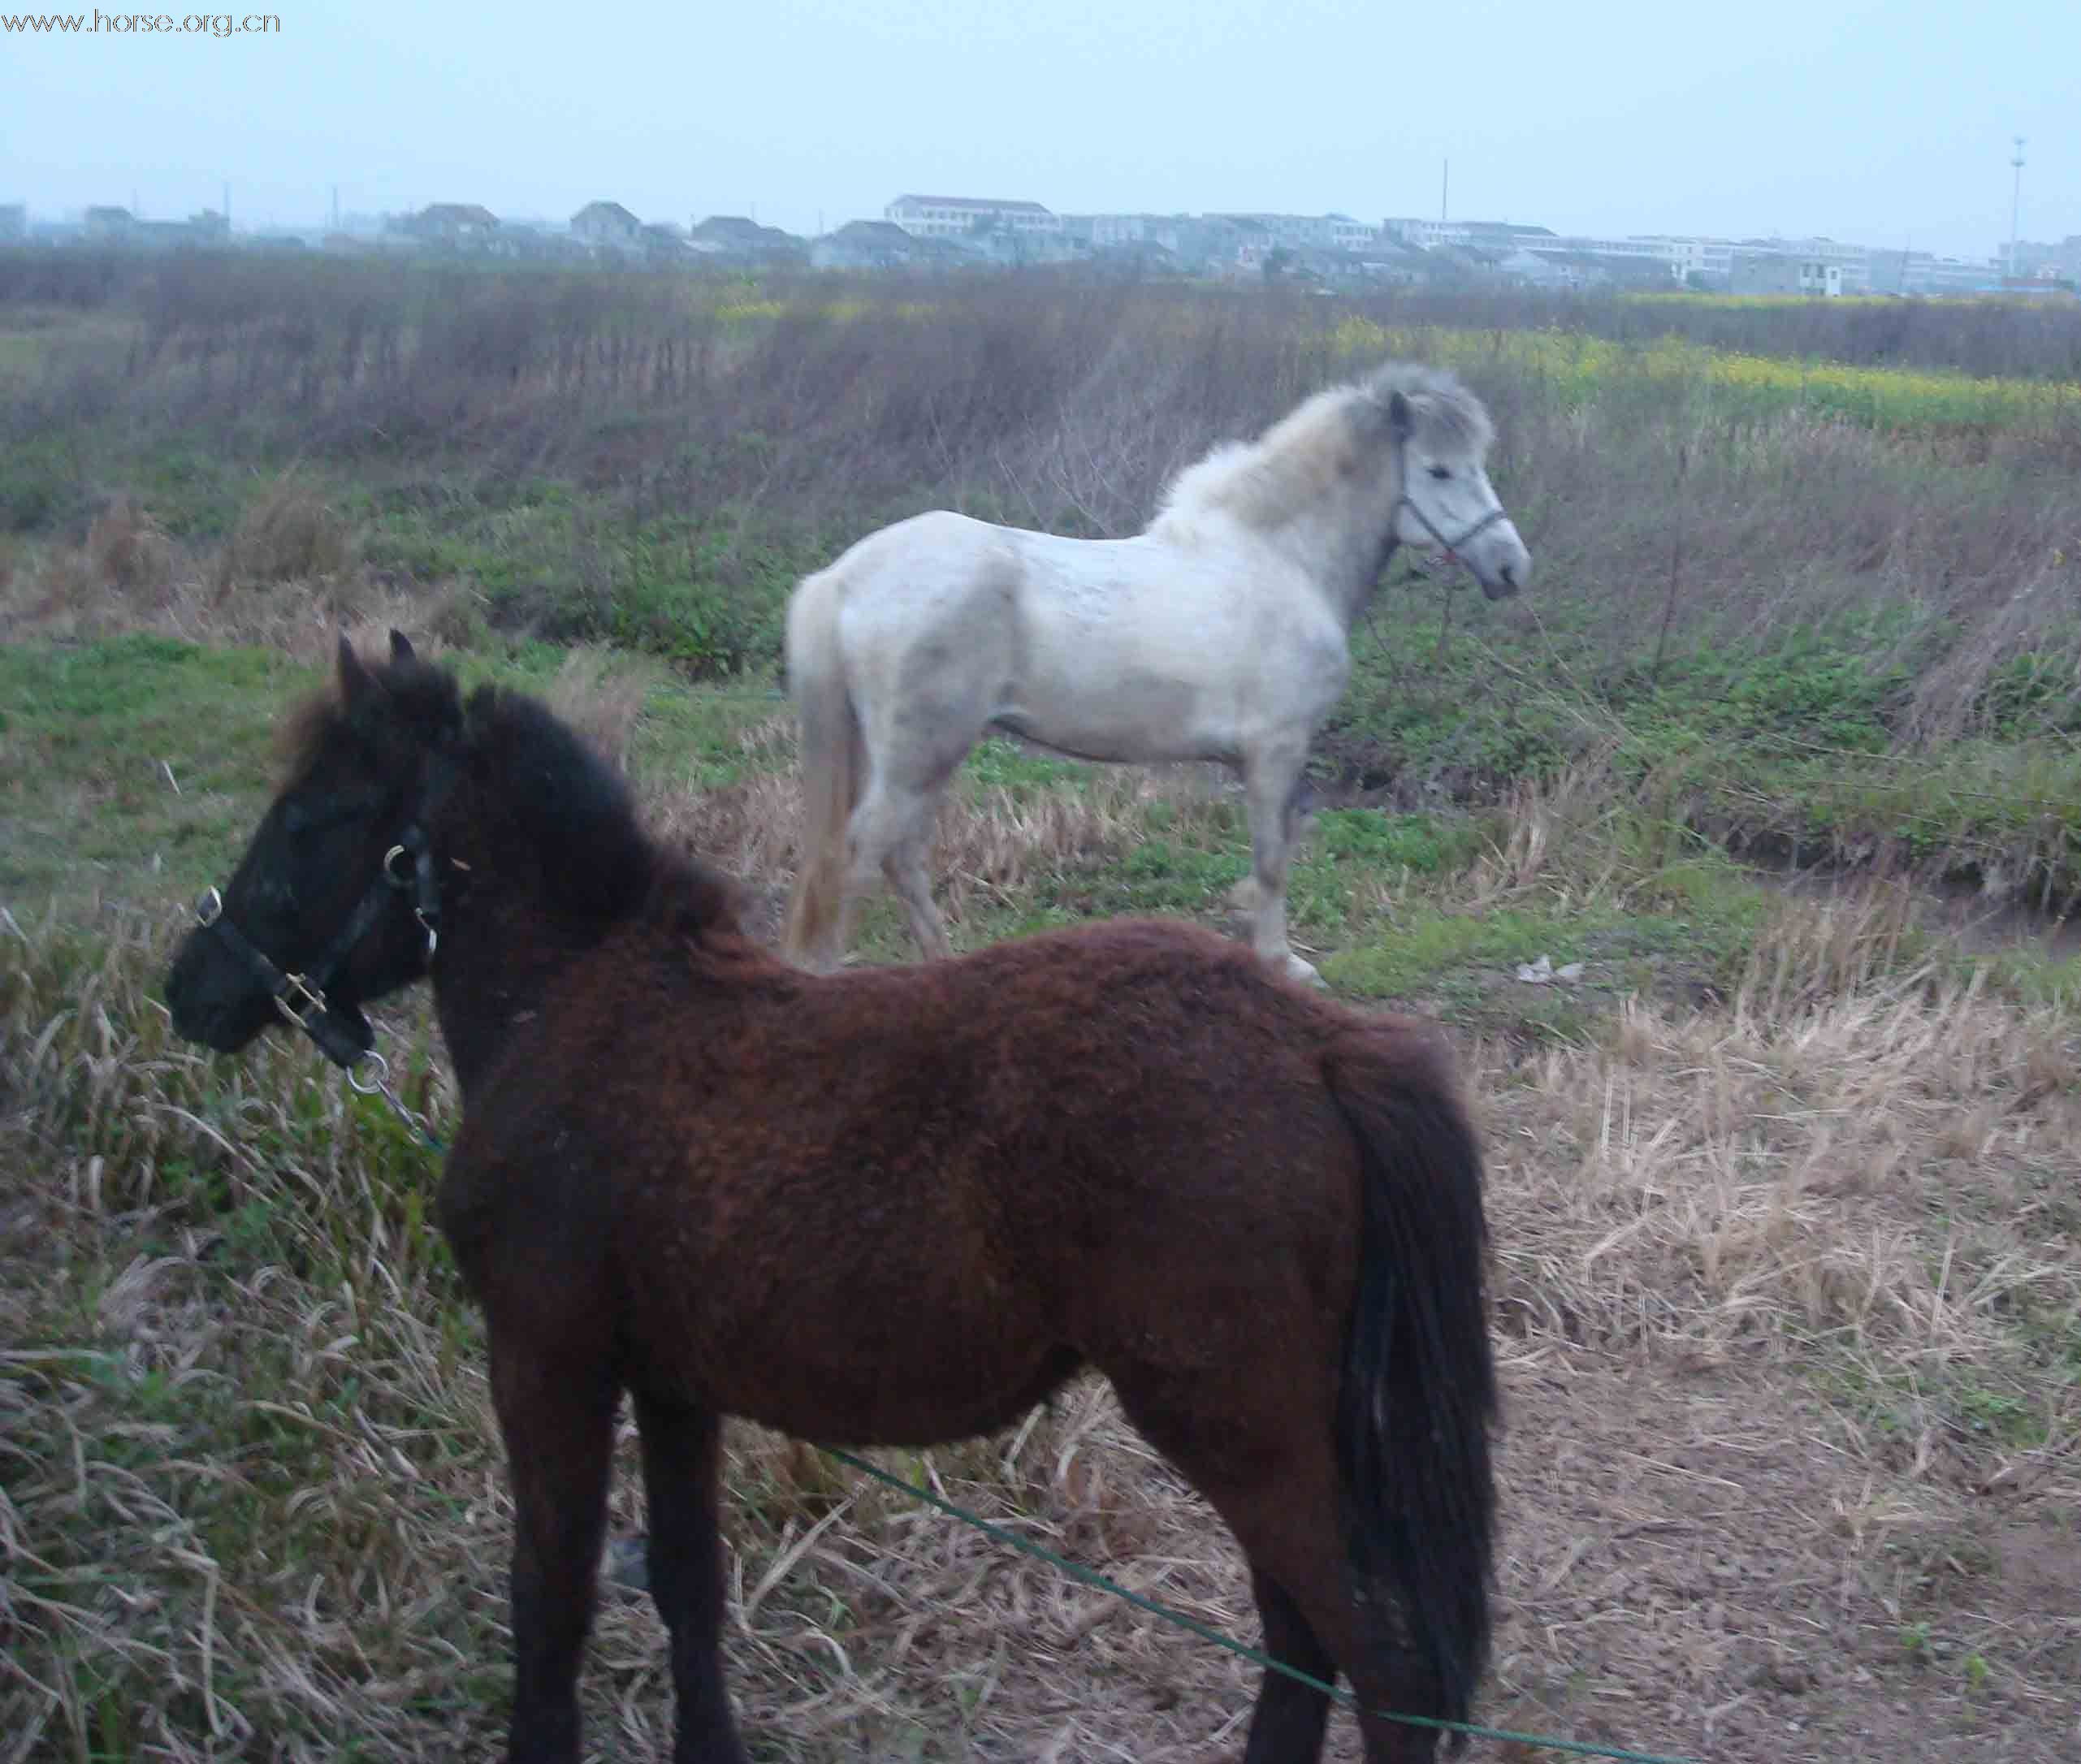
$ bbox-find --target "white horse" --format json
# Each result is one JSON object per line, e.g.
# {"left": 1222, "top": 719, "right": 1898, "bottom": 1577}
{"left": 781, "top": 360, "right": 1532, "bottom": 986}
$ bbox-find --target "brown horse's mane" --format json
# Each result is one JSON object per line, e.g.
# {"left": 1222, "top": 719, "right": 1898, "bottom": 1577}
{"left": 286, "top": 651, "right": 752, "bottom": 944}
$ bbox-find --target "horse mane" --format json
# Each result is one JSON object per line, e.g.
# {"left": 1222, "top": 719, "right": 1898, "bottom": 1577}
{"left": 464, "top": 685, "right": 752, "bottom": 941}
{"left": 283, "top": 650, "right": 750, "bottom": 944}
{"left": 1147, "top": 361, "right": 1492, "bottom": 543}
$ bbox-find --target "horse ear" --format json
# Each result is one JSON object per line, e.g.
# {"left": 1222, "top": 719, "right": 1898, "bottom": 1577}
{"left": 337, "top": 632, "right": 384, "bottom": 714}
{"left": 1387, "top": 390, "right": 1414, "bottom": 440}
{"left": 389, "top": 629, "right": 416, "bottom": 664}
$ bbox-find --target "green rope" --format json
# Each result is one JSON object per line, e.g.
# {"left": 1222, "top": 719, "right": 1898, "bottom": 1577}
{"left": 820, "top": 1446, "right": 1698, "bottom": 1764}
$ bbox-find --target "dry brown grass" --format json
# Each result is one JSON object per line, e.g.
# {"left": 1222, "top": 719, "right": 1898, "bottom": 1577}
{"left": 7, "top": 866, "right": 2080, "bottom": 1760}
{"left": 83, "top": 495, "right": 178, "bottom": 596}
{"left": 212, "top": 474, "right": 357, "bottom": 592}
{"left": 0, "top": 521, "right": 485, "bottom": 666}
{"left": 543, "top": 643, "right": 668, "bottom": 772}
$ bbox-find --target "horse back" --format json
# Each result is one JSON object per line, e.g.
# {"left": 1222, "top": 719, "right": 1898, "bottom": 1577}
{"left": 435, "top": 913, "right": 1456, "bottom": 1435}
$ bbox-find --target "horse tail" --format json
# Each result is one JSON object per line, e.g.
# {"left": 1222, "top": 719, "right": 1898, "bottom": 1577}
{"left": 1323, "top": 1028, "right": 1499, "bottom": 1749}
{"left": 781, "top": 563, "right": 863, "bottom": 970}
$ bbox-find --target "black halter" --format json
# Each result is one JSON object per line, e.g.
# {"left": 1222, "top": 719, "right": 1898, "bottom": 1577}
{"left": 1390, "top": 431, "right": 1512, "bottom": 563}
{"left": 191, "top": 748, "right": 461, "bottom": 1074}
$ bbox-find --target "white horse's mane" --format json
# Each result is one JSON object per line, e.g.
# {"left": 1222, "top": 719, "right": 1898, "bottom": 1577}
{"left": 1148, "top": 361, "right": 1493, "bottom": 543}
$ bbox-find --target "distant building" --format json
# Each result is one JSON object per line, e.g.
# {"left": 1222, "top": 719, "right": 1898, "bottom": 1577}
{"left": 1632, "top": 236, "right": 1737, "bottom": 286}
{"left": 1350, "top": 237, "right": 1433, "bottom": 285}
{"left": 813, "top": 218, "right": 934, "bottom": 270}
{"left": 687, "top": 214, "right": 806, "bottom": 264}
{"left": 162, "top": 208, "right": 229, "bottom": 245}
{"left": 1206, "top": 212, "right": 1379, "bottom": 253}
{"left": 2006, "top": 235, "right": 2081, "bottom": 284}
{"left": 391, "top": 203, "right": 500, "bottom": 245}
{"left": 1730, "top": 252, "right": 1841, "bottom": 297}
{"left": 570, "top": 200, "right": 642, "bottom": 249}
{"left": 1382, "top": 217, "right": 1555, "bottom": 252}
{"left": 885, "top": 195, "right": 1062, "bottom": 241}
{"left": 1533, "top": 235, "right": 1677, "bottom": 282}
{"left": 1518, "top": 246, "right": 1676, "bottom": 292}
{"left": 1058, "top": 212, "right": 1180, "bottom": 250}
{"left": 74, "top": 205, "right": 228, "bottom": 250}
{"left": 1083, "top": 237, "right": 1185, "bottom": 278}
{"left": 1698, "top": 239, "right": 1867, "bottom": 297}
{"left": 1866, "top": 249, "right": 2002, "bottom": 297}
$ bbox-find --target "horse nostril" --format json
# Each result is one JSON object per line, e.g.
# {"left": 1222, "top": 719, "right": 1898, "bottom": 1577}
{"left": 1501, "top": 564, "right": 1517, "bottom": 589}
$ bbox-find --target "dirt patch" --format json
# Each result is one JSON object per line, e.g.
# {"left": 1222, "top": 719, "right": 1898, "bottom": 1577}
{"left": 1481, "top": 1358, "right": 2079, "bottom": 1763}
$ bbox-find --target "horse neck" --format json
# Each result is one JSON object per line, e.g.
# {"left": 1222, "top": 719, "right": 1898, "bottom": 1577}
{"left": 419, "top": 798, "right": 634, "bottom": 1101}
{"left": 1277, "top": 469, "right": 1402, "bottom": 631}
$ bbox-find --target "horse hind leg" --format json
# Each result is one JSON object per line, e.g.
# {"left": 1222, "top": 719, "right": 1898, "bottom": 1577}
{"left": 1109, "top": 1368, "right": 1441, "bottom": 1763}
{"left": 883, "top": 823, "right": 953, "bottom": 962}
{"left": 848, "top": 746, "right": 965, "bottom": 963}
{"left": 1242, "top": 1568, "right": 1338, "bottom": 1763}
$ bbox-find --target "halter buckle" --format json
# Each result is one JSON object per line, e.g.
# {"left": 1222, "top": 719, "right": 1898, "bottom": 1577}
{"left": 274, "top": 971, "right": 330, "bottom": 1031}
{"left": 195, "top": 887, "right": 223, "bottom": 928}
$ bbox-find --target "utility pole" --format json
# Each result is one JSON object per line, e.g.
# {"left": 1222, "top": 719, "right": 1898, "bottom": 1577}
{"left": 2008, "top": 136, "right": 2026, "bottom": 283}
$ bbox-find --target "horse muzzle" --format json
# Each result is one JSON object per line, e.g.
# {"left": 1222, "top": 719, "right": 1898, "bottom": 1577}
{"left": 1471, "top": 529, "right": 1532, "bottom": 601}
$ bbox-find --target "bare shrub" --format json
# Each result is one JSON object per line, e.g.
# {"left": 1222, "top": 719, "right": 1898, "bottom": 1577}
{"left": 543, "top": 645, "right": 670, "bottom": 772}
{"left": 84, "top": 493, "right": 178, "bottom": 593}
{"left": 214, "top": 474, "right": 356, "bottom": 590}
{"left": 0, "top": 539, "right": 102, "bottom": 633}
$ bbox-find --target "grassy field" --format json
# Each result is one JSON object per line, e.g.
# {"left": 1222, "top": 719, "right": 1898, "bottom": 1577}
{"left": 4, "top": 256, "right": 2081, "bottom": 1761}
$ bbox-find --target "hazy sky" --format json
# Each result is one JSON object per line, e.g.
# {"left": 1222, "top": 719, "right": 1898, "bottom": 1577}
{"left": 4, "top": 0, "right": 2075, "bottom": 260}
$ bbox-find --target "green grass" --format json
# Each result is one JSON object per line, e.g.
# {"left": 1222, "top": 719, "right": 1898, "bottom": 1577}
{"left": 1327, "top": 596, "right": 2081, "bottom": 907}
{"left": 13, "top": 631, "right": 2079, "bottom": 1048}
{"left": 0, "top": 634, "right": 785, "bottom": 915}
{"left": 0, "top": 633, "right": 321, "bottom": 902}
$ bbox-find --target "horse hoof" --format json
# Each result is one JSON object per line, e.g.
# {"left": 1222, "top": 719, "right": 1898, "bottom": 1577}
{"left": 1281, "top": 953, "right": 1326, "bottom": 989}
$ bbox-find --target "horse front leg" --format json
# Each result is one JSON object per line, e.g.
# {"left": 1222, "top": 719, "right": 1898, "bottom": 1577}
{"left": 1244, "top": 746, "right": 1322, "bottom": 988}
{"left": 490, "top": 1329, "right": 620, "bottom": 1764}
{"left": 632, "top": 1391, "right": 750, "bottom": 1763}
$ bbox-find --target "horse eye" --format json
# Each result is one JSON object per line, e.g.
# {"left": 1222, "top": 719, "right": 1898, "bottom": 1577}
{"left": 1428, "top": 465, "right": 1452, "bottom": 482}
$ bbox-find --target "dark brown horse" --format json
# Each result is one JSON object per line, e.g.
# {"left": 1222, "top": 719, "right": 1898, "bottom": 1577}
{"left": 163, "top": 632, "right": 1500, "bottom": 1764}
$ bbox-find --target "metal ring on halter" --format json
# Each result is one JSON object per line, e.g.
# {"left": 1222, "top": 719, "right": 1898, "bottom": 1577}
{"left": 195, "top": 887, "right": 223, "bottom": 927}
{"left": 347, "top": 1048, "right": 392, "bottom": 1096}
{"left": 383, "top": 843, "right": 413, "bottom": 887}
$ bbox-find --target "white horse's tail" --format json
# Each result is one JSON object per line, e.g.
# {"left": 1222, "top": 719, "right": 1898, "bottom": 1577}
{"left": 781, "top": 564, "right": 861, "bottom": 971}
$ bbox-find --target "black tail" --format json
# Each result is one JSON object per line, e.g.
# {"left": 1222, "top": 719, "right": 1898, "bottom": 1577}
{"left": 1325, "top": 1030, "right": 1499, "bottom": 1750}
